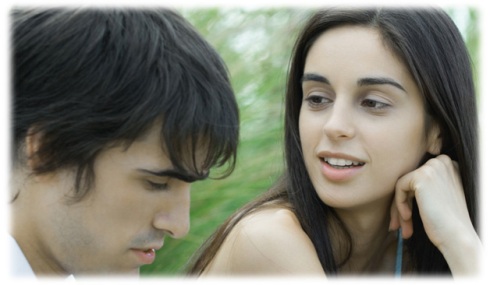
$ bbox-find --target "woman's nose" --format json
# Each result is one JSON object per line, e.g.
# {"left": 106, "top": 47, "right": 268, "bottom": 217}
{"left": 323, "top": 99, "right": 355, "bottom": 141}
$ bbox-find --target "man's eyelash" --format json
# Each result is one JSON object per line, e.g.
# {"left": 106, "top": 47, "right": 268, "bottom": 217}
{"left": 147, "top": 181, "right": 169, "bottom": 191}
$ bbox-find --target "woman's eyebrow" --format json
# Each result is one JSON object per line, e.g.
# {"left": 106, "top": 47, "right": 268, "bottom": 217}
{"left": 357, "top": 77, "right": 407, "bottom": 93}
{"left": 301, "top": 73, "right": 406, "bottom": 93}
{"left": 301, "top": 73, "right": 330, "bottom": 84}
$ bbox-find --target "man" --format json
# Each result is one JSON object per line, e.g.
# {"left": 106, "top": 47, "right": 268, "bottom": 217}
{"left": 10, "top": 8, "right": 239, "bottom": 277}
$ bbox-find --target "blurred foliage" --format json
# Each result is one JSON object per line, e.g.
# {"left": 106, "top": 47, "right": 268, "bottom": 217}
{"left": 141, "top": 8, "right": 310, "bottom": 275}
{"left": 140, "top": 7, "right": 479, "bottom": 276}
{"left": 447, "top": 8, "right": 480, "bottom": 101}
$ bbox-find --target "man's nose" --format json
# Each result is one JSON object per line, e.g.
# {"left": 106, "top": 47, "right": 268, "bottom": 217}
{"left": 152, "top": 183, "right": 191, "bottom": 238}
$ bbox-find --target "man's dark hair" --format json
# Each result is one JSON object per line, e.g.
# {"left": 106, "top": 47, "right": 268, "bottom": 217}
{"left": 12, "top": 8, "right": 239, "bottom": 200}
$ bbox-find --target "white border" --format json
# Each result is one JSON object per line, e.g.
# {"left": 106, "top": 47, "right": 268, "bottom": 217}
{"left": 1, "top": 0, "right": 488, "bottom": 284}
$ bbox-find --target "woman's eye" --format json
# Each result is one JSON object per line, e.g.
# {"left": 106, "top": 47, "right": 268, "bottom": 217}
{"left": 361, "top": 99, "right": 390, "bottom": 110}
{"left": 305, "top": 95, "right": 331, "bottom": 109}
{"left": 147, "top": 181, "right": 169, "bottom": 191}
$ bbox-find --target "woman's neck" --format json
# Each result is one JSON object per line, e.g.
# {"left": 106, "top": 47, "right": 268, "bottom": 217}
{"left": 333, "top": 196, "right": 398, "bottom": 274}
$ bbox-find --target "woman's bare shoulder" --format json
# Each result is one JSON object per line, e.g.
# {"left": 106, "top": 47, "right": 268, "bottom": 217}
{"left": 238, "top": 206, "right": 306, "bottom": 238}
{"left": 203, "top": 206, "right": 325, "bottom": 275}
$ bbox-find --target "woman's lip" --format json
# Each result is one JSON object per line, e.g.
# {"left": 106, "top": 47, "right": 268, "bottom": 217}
{"left": 320, "top": 159, "right": 364, "bottom": 182}
{"left": 317, "top": 151, "right": 365, "bottom": 163}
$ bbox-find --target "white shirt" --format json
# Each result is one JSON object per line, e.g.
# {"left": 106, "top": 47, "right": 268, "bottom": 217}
{"left": 9, "top": 235, "right": 75, "bottom": 280}
{"left": 9, "top": 235, "right": 36, "bottom": 278}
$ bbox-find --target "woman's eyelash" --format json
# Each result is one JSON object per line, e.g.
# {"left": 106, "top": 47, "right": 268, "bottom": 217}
{"left": 303, "top": 93, "right": 391, "bottom": 112}
{"left": 305, "top": 95, "right": 331, "bottom": 105}
{"left": 361, "top": 98, "right": 390, "bottom": 109}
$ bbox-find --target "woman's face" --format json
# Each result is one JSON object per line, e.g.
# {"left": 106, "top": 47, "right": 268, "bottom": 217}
{"left": 299, "top": 25, "right": 439, "bottom": 212}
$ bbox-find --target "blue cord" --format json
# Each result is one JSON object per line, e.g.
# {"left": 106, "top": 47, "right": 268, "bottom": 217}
{"left": 395, "top": 228, "right": 403, "bottom": 277}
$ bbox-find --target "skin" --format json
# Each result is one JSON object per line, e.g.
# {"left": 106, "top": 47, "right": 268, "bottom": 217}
{"left": 203, "top": 25, "right": 480, "bottom": 276}
{"left": 203, "top": 206, "right": 324, "bottom": 275}
{"left": 390, "top": 153, "right": 481, "bottom": 276}
{"left": 300, "top": 25, "right": 438, "bottom": 215}
{"left": 10, "top": 122, "right": 205, "bottom": 276}
{"left": 300, "top": 24, "right": 438, "bottom": 273}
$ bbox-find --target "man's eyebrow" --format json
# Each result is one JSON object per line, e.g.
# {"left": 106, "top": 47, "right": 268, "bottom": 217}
{"left": 137, "top": 168, "right": 209, "bottom": 183}
{"left": 357, "top": 77, "right": 406, "bottom": 93}
{"left": 301, "top": 73, "right": 330, "bottom": 84}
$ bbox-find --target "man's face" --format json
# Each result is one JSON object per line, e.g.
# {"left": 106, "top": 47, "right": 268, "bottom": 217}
{"left": 31, "top": 123, "right": 200, "bottom": 275}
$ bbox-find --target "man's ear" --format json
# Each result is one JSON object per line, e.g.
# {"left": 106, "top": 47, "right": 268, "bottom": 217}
{"left": 25, "top": 127, "right": 43, "bottom": 171}
{"left": 427, "top": 122, "right": 442, "bottom": 155}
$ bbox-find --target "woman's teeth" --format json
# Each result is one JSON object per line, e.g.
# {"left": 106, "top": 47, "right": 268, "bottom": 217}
{"left": 324, "top": 157, "right": 364, "bottom": 168}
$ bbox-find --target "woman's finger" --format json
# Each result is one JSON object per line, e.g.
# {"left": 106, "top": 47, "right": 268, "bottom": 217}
{"left": 394, "top": 171, "right": 417, "bottom": 238}
{"left": 389, "top": 199, "right": 400, "bottom": 231}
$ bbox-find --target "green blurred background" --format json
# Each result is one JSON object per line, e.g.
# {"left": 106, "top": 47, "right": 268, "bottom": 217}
{"left": 140, "top": 7, "right": 479, "bottom": 276}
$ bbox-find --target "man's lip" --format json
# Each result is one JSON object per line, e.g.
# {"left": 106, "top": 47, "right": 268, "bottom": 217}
{"left": 317, "top": 151, "right": 366, "bottom": 163}
{"left": 131, "top": 248, "right": 157, "bottom": 265}
{"left": 132, "top": 244, "right": 164, "bottom": 252}
{"left": 132, "top": 242, "right": 164, "bottom": 252}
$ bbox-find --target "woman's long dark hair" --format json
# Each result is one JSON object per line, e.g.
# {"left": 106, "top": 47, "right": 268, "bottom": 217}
{"left": 188, "top": 7, "right": 478, "bottom": 275}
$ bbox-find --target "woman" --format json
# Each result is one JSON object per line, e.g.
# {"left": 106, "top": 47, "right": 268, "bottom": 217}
{"left": 188, "top": 7, "right": 480, "bottom": 276}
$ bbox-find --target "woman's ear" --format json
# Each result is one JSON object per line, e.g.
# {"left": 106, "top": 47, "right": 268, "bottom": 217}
{"left": 427, "top": 122, "right": 442, "bottom": 155}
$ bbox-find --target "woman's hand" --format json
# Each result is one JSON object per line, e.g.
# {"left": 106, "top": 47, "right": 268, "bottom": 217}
{"left": 389, "top": 154, "right": 481, "bottom": 276}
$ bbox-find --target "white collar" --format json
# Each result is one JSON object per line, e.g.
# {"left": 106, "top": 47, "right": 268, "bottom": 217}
{"left": 9, "top": 235, "right": 75, "bottom": 280}
{"left": 9, "top": 235, "right": 36, "bottom": 278}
